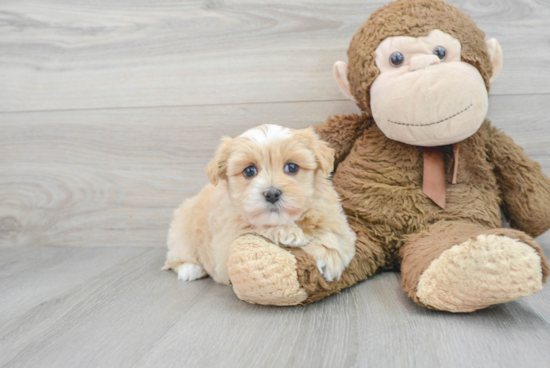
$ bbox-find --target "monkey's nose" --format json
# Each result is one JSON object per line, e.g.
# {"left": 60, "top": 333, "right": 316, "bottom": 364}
{"left": 263, "top": 188, "right": 282, "bottom": 204}
{"left": 410, "top": 55, "right": 440, "bottom": 72}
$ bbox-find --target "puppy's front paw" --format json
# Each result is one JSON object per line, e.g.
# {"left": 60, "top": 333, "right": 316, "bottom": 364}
{"left": 259, "top": 226, "right": 310, "bottom": 247}
{"left": 177, "top": 263, "right": 208, "bottom": 281}
{"left": 303, "top": 238, "right": 354, "bottom": 282}
{"left": 278, "top": 226, "right": 311, "bottom": 247}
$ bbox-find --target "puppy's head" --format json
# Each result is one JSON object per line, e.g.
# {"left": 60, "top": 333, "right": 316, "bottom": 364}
{"left": 206, "top": 124, "right": 334, "bottom": 226}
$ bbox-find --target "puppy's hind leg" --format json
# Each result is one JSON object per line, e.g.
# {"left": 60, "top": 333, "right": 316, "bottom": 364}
{"left": 164, "top": 247, "right": 208, "bottom": 282}
{"left": 164, "top": 197, "right": 209, "bottom": 282}
{"left": 174, "top": 263, "right": 208, "bottom": 282}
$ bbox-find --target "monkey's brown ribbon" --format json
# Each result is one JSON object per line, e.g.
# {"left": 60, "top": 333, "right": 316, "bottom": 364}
{"left": 422, "top": 143, "right": 459, "bottom": 209}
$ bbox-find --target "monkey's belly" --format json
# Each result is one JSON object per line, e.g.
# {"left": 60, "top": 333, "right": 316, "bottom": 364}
{"left": 335, "top": 178, "right": 502, "bottom": 265}
{"left": 340, "top": 181, "right": 500, "bottom": 227}
{"left": 332, "top": 122, "right": 502, "bottom": 265}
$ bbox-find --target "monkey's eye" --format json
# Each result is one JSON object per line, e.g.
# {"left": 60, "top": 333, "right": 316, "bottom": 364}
{"left": 433, "top": 46, "right": 447, "bottom": 60}
{"left": 389, "top": 52, "right": 404, "bottom": 67}
{"left": 243, "top": 166, "right": 257, "bottom": 178}
{"left": 284, "top": 163, "right": 299, "bottom": 174}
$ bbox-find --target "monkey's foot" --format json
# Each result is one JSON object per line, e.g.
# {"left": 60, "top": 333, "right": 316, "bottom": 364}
{"left": 228, "top": 234, "right": 307, "bottom": 306}
{"left": 416, "top": 234, "right": 544, "bottom": 313}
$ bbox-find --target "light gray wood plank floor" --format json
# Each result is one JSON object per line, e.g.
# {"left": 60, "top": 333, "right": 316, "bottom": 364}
{"left": 1, "top": 246, "right": 550, "bottom": 368}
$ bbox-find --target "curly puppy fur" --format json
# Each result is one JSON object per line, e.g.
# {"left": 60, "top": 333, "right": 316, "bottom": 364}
{"left": 165, "top": 125, "right": 356, "bottom": 285}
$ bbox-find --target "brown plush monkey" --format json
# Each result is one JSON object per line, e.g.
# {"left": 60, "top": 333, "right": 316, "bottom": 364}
{"left": 226, "top": 0, "right": 550, "bottom": 312}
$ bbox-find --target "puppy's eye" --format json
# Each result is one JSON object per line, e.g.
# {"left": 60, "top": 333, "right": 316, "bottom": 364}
{"left": 389, "top": 52, "right": 404, "bottom": 67}
{"left": 284, "top": 163, "right": 299, "bottom": 174}
{"left": 243, "top": 166, "right": 257, "bottom": 178}
{"left": 433, "top": 46, "right": 447, "bottom": 60}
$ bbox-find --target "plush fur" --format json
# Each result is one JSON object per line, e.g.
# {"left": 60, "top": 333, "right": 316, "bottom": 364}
{"left": 227, "top": 0, "right": 550, "bottom": 311}
{"left": 164, "top": 125, "right": 356, "bottom": 284}
{"left": 284, "top": 118, "right": 550, "bottom": 305}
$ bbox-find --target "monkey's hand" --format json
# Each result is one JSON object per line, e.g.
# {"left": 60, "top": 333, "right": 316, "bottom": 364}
{"left": 488, "top": 122, "right": 550, "bottom": 237}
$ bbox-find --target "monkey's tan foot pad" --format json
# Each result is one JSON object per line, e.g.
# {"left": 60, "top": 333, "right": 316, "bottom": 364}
{"left": 228, "top": 234, "right": 307, "bottom": 306}
{"left": 417, "top": 235, "right": 544, "bottom": 313}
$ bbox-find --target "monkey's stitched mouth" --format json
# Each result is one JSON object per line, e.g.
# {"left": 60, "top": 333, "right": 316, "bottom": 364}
{"left": 388, "top": 104, "right": 473, "bottom": 127}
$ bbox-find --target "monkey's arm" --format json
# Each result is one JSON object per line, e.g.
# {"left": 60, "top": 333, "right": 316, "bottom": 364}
{"left": 487, "top": 124, "right": 550, "bottom": 237}
{"left": 314, "top": 113, "right": 372, "bottom": 168}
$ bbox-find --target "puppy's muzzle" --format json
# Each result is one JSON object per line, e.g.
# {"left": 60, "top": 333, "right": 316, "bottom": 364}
{"left": 263, "top": 188, "right": 282, "bottom": 204}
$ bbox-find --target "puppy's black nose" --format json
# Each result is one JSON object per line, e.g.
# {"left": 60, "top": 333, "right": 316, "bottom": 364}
{"left": 263, "top": 188, "right": 282, "bottom": 204}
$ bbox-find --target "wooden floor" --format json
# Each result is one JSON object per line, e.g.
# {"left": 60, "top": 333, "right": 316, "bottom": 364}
{"left": 1, "top": 246, "right": 550, "bottom": 368}
{"left": 2, "top": 0, "right": 550, "bottom": 367}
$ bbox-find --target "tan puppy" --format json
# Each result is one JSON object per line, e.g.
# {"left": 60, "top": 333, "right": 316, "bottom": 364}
{"left": 164, "top": 124, "right": 356, "bottom": 284}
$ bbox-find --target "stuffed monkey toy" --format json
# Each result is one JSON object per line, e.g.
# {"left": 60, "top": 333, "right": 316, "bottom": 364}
{"left": 226, "top": 0, "right": 550, "bottom": 312}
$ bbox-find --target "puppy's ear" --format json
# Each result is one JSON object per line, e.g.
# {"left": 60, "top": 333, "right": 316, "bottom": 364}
{"left": 205, "top": 137, "right": 232, "bottom": 185}
{"left": 305, "top": 127, "right": 335, "bottom": 176}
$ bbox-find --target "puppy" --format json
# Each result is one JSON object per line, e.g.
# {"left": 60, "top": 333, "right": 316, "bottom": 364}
{"left": 164, "top": 124, "right": 356, "bottom": 284}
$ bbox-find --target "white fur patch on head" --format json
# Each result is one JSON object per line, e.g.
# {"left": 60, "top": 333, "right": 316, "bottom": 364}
{"left": 240, "top": 124, "right": 293, "bottom": 145}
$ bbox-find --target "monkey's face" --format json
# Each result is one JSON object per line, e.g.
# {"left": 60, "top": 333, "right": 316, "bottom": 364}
{"left": 334, "top": 29, "right": 503, "bottom": 147}
{"left": 370, "top": 30, "right": 489, "bottom": 146}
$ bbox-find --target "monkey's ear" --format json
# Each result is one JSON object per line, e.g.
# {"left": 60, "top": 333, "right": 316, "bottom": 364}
{"left": 486, "top": 39, "right": 503, "bottom": 84}
{"left": 333, "top": 61, "right": 356, "bottom": 102}
{"left": 205, "top": 137, "right": 232, "bottom": 186}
